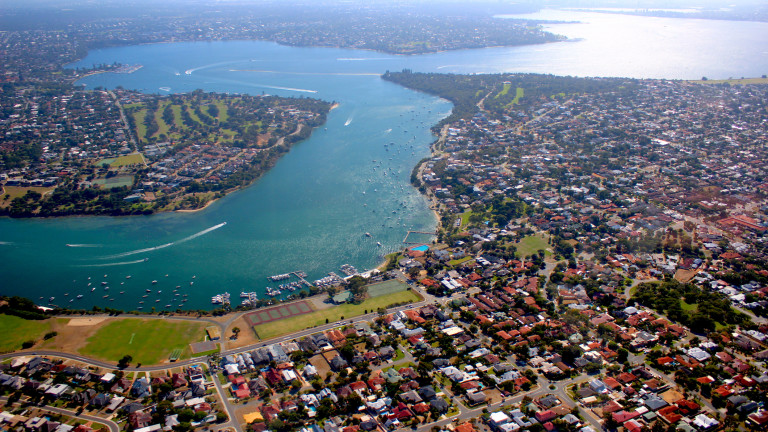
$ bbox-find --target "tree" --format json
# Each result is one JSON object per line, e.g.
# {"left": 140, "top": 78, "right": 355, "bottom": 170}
{"left": 617, "top": 348, "right": 629, "bottom": 364}
{"left": 118, "top": 354, "right": 132, "bottom": 369}
{"left": 232, "top": 327, "right": 241, "bottom": 339}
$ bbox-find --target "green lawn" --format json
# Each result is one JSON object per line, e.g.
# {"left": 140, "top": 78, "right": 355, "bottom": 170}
{"left": 112, "top": 153, "right": 146, "bottom": 167}
{"left": 93, "top": 175, "right": 134, "bottom": 189}
{"left": 96, "top": 153, "right": 146, "bottom": 168}
{"left": 0, "top": 315, "right": 52, "bottom": 352}
{"left": 460, "top": 211, "right": 474, "bottom": 228}
{"left": 680, "top": 300, "right": 728, "bottom": 330}
{"left": 131, "top": 109, "right": 147, "bottom": 139}
{"left": 448, "top": 256, "right": 473, "bottom": 267}
{"left": 154, "top": 102, "right": 172, "bottom": 137}
{"left": 80, "top": 318, "right": 207, "bottom": 365}
{"left": 515, "top": 235, "right": 551, "bottom": 258}
{"left": 495, "top": 83, "right": 512, "bottom": 98}
{"left": 212, "top": 101, "right": 229, "bottom": 122}
{"left": 393, "top": 349, "right": 405, "bottom": 362}
{"left": 511, "top": 87, "right": 524, "bottom": 105}
{"left": 254, "top": 290, "right": 421, "bottom": 340}
{"left": 680, "top": 300, "right": 698, "bottom": 312}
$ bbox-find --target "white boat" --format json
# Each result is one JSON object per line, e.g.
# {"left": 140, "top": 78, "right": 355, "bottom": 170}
{"left": 377, "top": 242, "right": 382, "bottom": 247}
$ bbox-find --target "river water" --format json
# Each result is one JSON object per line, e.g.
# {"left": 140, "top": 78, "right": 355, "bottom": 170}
{"left": 1, "top": 9, "right": 766, "bottom": 310}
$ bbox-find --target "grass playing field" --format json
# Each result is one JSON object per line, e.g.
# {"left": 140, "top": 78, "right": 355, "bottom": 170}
{"left": 515, "top": 234, "right": 551, "bottom": 259}
{"left": 80, "top": 318, "right": 207, "bottom": 365}
{"left": 253, "top": 290, "right": 421, "bottom": 340}
{"left": 0, "top": 314, "right": 52, "bottom": 352}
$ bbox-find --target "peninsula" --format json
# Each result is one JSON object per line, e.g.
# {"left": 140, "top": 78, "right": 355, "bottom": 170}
{"left": 0, "top": 89, "right": 331, "bottom": 217}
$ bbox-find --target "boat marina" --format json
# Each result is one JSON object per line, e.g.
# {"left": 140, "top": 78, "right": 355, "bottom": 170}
{"left": 211, "top": 292, "right": 230, "bottom": 305}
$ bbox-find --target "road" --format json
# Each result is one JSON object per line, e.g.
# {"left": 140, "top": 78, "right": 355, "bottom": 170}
{"left": 107, "top": 90, "right": 138, "bottom": 153}
{"left": 0, "top": 397, "right": 120, "bottom": 432}
{"left": 207, "top": 365, "right": 243, "bottom": 432}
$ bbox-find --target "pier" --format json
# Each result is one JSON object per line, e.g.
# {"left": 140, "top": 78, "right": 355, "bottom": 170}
{"left": 289, "top": 271, "right": 312, "bottom": 287}
{"left": 402, "top": 230, "right": 436, "bottom": 244}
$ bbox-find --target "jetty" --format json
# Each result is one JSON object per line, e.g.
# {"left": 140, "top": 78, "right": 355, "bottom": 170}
{"left": 402, "top": 230, "right": 436, "bottom": 244}
{"left": 290, "top": 271, "right": 312, "bottom": 287}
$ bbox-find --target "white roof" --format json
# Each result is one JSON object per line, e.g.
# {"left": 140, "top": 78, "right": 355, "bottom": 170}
{"left": 489, "top": 412, "right": 511, "bottom": 424}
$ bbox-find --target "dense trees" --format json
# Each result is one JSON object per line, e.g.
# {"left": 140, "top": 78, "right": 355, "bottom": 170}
{"left": 631, "top": 280, "right": 750, "bottom": 334}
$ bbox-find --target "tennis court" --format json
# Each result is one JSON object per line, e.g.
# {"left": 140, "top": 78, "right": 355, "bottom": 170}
{"left": 244, "top": 300, "right": 313, "bottom": 326}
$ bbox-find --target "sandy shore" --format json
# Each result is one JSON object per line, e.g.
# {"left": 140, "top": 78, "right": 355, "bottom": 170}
{"left": 174, "top": 197, "right": 218, "bottom": 213}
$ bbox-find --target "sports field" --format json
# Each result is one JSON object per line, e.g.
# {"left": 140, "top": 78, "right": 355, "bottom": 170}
{"left": 244, "top": 300, "right": 313, "bottom": 326}
{"left": 96, "top": 153, "right": 146, "bottom": 168}
{"left": 367, "top": 279, "right": 408, "bottom": 297}
{"left": 515, "top": 235, "right": 551, "bottom": 258}
{"left": 80, "top": 318, "right": 206, "bottom": 365}
{"left": 0, "top": 314, "right": 52, "bottom": 352}
{"left": 92, "top": 175, "right": 134, "bottom": 189}
{"left": 253, "top": 290, "right": 420, "bottom": 340}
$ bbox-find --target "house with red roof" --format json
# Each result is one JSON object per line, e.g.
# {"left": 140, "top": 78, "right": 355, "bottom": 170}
{"left": 535, "top": 410, "right": 557, "bottom": 422}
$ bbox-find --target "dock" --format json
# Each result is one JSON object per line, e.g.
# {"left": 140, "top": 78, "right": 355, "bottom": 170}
{"left": 291, "top": 271, "right": 312, "bottom": 287}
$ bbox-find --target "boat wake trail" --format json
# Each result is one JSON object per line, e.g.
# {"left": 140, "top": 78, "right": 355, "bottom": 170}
{"left": 97, "top": 222, "right": 227, "bottom": 260}
{"left": 259, "top": 84, "right": 318, "bottom": 94}
{"left": 336, "top": 57, "right": 391, "bottom": 61}
{"left": 229, "top": 69, "right": 380, "bottom": 77}
{"left": 175, "top": 222, "right": 227, "bottom": 245}
{"left": 0, "top": 241, "right": 13, "bottom": 245}
{"left": 78, "top": 258, "right": 149, "bottom": 267}
{"left": 344, "top": 116, "right": 353, "bottom": 126}
{"left": 184, "top": 60, "right": 245, "bottom": 75}
{"left": 101, "top": 243, "right": 174, "bottom": 260}
{"left": 66, "top": 244, "right": 103, "bottom": 248}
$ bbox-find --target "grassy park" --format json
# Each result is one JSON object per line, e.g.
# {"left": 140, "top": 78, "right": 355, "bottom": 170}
{"left": 254, "top": 289, "right": 420, "bottom": 340}
{"left": 80, "top": 319, "right": 207, "bottom": 365}
{"left": 127, "top": 98, "right": 237, "bottom": 145}
{"left": 515, "top": 234, "right": 551, "bottom": 258}
{"left": 96, "top": 153, "right": 146, "bottom": 168}
{"left": 0, "top": 314, "right": 52, "bottom": 352}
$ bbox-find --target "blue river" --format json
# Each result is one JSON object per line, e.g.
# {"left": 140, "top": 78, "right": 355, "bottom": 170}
{"left": 1, "top": 10, "right": 767, "bottom": 310}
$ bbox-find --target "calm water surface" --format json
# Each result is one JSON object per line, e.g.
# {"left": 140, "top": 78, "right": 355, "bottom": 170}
{"left": 1, "top": 10, "right": 766, "bottom": 310}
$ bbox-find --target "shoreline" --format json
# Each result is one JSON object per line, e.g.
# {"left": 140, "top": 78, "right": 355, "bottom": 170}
{"left": 174, "top": 197, "right": 219, "bottom": 213}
